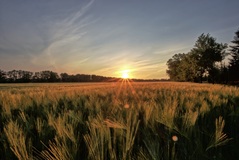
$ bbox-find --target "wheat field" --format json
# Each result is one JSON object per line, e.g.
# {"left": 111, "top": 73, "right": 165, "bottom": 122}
{"left": 0, "top": 81, "right": 239, "bottom": 160}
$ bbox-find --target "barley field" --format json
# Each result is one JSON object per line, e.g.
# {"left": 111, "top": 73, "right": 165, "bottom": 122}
{"left": 0, "top": 81, "right": 239, "bottom": 160}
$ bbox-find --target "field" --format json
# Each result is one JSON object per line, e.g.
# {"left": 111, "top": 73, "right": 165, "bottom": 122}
{"left": 0, "top": 81, "right": 239, "bottom": 160}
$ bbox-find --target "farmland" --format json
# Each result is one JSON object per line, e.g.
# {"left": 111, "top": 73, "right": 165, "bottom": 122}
{"left": 0, "top": 81, "right": 239, "bottom": 160}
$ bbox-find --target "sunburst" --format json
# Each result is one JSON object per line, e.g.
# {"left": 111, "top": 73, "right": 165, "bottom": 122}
{"left": 121, "top": 70, "right": 130, "bottom": 79}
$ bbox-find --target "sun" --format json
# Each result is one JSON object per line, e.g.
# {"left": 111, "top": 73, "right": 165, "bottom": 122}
{"left": 121, "top": 70, "right": 130, "bottom": 79}
{"left": 122, "top": 72, "right": 129, "bottom": 79}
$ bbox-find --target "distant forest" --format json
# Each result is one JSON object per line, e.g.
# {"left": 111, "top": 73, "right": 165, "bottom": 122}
{"left": 0, "top": 70, "right": 112, "bottom": 83}
{"left": 167, "top": 28, "right": 239, "bottom": 85}
{"left": 0, "top": 70, "right": 164, "bottom": 83}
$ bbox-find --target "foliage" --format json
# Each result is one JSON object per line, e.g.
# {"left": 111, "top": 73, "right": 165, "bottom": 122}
{"left": 167, "top": 33, "right": 227, "bottom": 83}
{"left": 0, "top": 69, "right": 122, "bottom": 83}
{"left": 192, "top": 33, "right": 227, "bottom": 83}
{"left": 229, "top": 28, "right": 239, "bottom": 81}
{"left": 167, "top": 53, "right": 199, "bottom": 82}
{"left": 0, "top": 82, "right": 239, "bottom": 160}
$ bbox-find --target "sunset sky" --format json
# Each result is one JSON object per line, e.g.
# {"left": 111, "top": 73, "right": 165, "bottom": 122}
{"left": 0, "top": 0, "right": 239, "bottom": 79}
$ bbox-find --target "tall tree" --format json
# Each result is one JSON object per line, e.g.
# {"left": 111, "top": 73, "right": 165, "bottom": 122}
{"left": 229, "top": 28, "right": 239, "bottom": 82}
{"left": 40, "top": 71, "right": 60, "bottom": 82}
{"left": 60, "top": 73, "right": 70, "bottom": 82}
{"left": 180, "top": 52, "right": 200, "bottom": 82}
{"left": 166, "top": 52, "right": 199, "bottom": 82}
{"left": 166, "top": 53, "right": 186, "bottom": 81}
{"left": 0, "top": 70, "right": 7, "bottom": 82}
{"left": 191, "top": 33, "right": 227, "bottom": 82}
{"left": 32, "top": 72, "right": 42, "bottom": 82}
{"left": 7, "top": 70, "right": 19, "bottom": 82}
{"left": 20, "top": 70, "right": 33, "bottom": 82}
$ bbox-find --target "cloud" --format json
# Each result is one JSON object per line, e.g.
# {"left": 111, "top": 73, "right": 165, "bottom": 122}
{"left": 30, "top": 0, "right": 95, "bottom": 69}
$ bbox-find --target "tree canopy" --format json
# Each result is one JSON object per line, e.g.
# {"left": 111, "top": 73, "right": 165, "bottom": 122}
{"left": 167, "top": 33, "right": 228, "bottom": 83}
{"left": 229, "top": 29, "right": 239, "bottom": 81}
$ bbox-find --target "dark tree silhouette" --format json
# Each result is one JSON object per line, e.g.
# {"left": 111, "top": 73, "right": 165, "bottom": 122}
{"left": 0, "top": 70, "right": 6, "bottom": 83}
{"left": 229, "top": 28, "right": 239, "bottom": 83}
{"left": 191, "top": 33, "right": 227, "bottom": 83}
{"left": 0, "top": 69, "right": 157, "bottom": 83}
{"left": 16, "top": 70, "right": 33, "bottom": 82}
{"left": 7, "top": 70, "right": 19, "bottom": 82}
{"left": 60, "top": 73, "right": 70, "bottom": 82}
{"left": 40, "top": 71, "right": 60, "bottom": 82}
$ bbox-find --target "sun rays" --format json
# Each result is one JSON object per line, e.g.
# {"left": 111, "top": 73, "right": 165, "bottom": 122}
{"left": 114, "top": 73, "right": 139, "bottom": 109}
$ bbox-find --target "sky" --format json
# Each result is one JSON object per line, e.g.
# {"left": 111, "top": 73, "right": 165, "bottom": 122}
{"left": 0, "top": 0, "right": 239, "bottom": 79}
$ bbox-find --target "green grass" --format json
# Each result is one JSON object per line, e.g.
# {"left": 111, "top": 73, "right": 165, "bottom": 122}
{"left": 0, "top": 82, "right": 239, "bottom": 160}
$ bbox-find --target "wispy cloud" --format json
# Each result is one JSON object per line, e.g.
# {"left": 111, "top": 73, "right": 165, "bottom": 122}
{"left": 30, "top": 0, "right": 95, "bottom": 71}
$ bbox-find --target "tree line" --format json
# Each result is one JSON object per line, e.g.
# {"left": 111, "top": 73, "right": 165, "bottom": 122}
{"left": 0, "top": 70, "right": 120, "bottom": 83}
{"left": 0, "top": 70, "right": 163, "bottom": 83}
{"left": 167, "top": 28, "right": 239, "bottom": 84}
